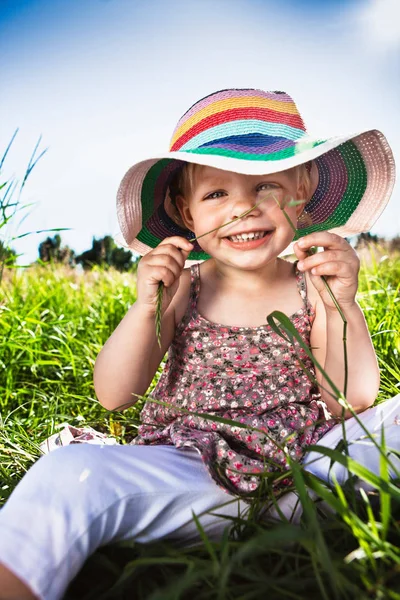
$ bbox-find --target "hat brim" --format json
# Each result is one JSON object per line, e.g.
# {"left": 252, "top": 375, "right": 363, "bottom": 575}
{"left": 116, "top": 129, "right": 395, "bottom": 262}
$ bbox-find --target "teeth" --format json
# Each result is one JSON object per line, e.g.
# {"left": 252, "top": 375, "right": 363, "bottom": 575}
{"left": 228, "top": 231, "right": 267, "bottom": 242}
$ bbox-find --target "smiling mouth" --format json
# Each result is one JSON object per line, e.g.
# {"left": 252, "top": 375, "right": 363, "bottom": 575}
{"left": 225, "top": 230, "right": 270, "bottom": 243}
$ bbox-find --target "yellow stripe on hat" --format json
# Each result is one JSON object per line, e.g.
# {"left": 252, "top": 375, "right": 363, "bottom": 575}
{"left": 170, "top": 96, "right": 300, "bottom": 147}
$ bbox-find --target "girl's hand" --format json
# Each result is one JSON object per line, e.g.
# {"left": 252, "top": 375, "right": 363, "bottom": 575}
{"left": 136, "top": 236, "right": 194, "bottom": 317}
{"left": 293, "top": 232, "right": 360, "bottom": 311}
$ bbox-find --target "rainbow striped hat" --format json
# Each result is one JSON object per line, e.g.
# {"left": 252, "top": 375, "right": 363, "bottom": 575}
{"left": 117, "top": 88, "right": 395, "bottom": 261}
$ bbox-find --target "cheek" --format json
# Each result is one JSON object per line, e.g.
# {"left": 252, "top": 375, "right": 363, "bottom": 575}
{"left": 272, "top": 209, "right": 298, "bottom": 238}
{"left": 192, "top": 207, "right": 218, "bottom": 230}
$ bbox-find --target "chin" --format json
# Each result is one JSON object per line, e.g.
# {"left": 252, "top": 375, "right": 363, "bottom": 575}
{"left": 223, "top": 255, "right": 275, "bottom": 271}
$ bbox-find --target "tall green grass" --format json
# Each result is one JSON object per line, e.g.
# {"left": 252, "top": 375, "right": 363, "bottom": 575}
{"left": 0, "top": 250, "right": 399, "bottom": 599}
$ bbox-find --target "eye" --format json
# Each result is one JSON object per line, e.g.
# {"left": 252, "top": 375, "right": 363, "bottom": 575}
{"left": 204, "top": 190, "right": 226, "bottom": 200}
{"left": 257, "top": 182, "right": 278, "bottom": 192}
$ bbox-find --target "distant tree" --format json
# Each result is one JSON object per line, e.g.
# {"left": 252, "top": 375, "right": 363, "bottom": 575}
{"left": 111, "top": 245, "right": 137, "bottom": 271}
{"left": 389, "top": 236, "right": 400, "bottom": 253}
{"left": 354, "top": 232, "right": 383, "bottom": 249}
{"left": 75, "top": 235, "right": 136, "bottom": 272}
{"left": 38, "top": 234, "right": 75, "bottom": 266}
{"left": 38, "top": 234, "right": 60, "bottom": 262}
{"left": 0, "top": 240, "right": 17, "bottom": 266}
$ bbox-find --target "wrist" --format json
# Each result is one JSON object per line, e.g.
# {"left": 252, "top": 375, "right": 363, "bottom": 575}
{"left": 324, "top": 299, "right": 359, "bottom": 317}
{"left": 325, "top": 299, "right": 359, "bottom": 313}
{"left": 131, "top": 300, "right": 158, "bottom": 320}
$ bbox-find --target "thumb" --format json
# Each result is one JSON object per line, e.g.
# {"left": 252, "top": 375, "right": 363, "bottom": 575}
{"left": 293, "top": 241, "right": 309, "bottom": 261}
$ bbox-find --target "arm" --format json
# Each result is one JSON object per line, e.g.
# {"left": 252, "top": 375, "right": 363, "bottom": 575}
{"left": 93, "top": 302, "right": 174, "bottom": 411}
{"left": 94, "top": 237, "right": 193, "bottom": 411}
{"left": 309, "top": 297, "right": 380, "bottom": 417}
{"left": 294, "top": 233, "right": 380, "bottom": 418}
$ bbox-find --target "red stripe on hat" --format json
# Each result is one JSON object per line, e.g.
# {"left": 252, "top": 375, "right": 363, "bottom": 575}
{"left": 170, "top": 107, "right": 306, "bottom": 151}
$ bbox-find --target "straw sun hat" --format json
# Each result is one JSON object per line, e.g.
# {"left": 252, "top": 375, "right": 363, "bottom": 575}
{"left": 116, "top": 88, "right": 395, "bottom": 261}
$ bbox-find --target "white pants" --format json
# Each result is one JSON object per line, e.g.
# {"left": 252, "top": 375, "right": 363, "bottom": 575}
{"left": 0, "top": 394, "right": 399, "bottom": 600}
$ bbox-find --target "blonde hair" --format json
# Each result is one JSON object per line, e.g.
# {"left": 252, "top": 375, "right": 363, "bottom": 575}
{"left": 169, "top": 163, "right": 202, "bottom": 205}
{"left": 294, "top": 163, "right": 312, "bottom": 201}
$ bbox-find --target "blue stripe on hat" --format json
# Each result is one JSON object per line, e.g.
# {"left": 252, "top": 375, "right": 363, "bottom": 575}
{"left": 199, "top": 133, "right": 289, "bottom": 148}
{"left": 179, "top": 120, "right": 306, "bottom": 151}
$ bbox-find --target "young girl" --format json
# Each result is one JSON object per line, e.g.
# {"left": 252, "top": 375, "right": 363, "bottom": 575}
{"left": 0, "top": 88, "right": 399, "bottom": 600}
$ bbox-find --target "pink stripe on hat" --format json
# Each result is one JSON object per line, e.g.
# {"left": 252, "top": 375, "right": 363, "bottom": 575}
{"left": 177, "top": 89, "right": 294, "bottom": 126}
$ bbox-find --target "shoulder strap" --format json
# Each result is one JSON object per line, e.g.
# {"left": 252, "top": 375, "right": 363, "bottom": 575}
{"left": 294, "top": 260, "right": 313, "bottom": 317}
{"left": 174, "top": 263, "right": 201, "bottom": 332}
{"left": 189, "top": 263, "right": 201, "bottom": 308}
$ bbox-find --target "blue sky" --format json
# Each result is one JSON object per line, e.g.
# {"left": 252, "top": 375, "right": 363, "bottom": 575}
{"left": 1, "top": 0, "right": 399, "bottom": 264}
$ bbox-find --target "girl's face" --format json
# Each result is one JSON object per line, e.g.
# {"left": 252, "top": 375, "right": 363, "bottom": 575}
{"left": 176, "top": 165, "right": 306, "bottom": 271}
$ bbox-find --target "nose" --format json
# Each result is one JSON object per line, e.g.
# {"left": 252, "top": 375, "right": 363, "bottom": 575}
{"left": 230, "top": 194, "right": 262, "bottom": 220}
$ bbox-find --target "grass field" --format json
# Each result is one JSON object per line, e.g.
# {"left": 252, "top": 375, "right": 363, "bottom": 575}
{"left": 0, "top": 251, "right": 400, "bottom": 599}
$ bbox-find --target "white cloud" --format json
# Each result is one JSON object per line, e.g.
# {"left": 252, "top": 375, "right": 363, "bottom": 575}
{"left": 359, "top": 0, "right": 400, "bottom": 47}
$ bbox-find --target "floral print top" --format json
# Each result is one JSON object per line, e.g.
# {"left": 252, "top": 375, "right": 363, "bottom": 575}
{"left": 132, "top": 261, "right": 337, "bottom": 497}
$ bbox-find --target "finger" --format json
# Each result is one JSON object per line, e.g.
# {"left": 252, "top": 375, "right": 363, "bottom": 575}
{"left": 158, "top": 236, "right": 194, "bottom": 253}
{"left": 145, "top": 254, "right": 184, "bottom": 281}
{"left": 150, "top": 245, "right": 188, "bottom": 269}
{"left": 307, "top": 261, "right": 354, "bottom": 277}
{"left": 297, "top": 249, "right": 348, "bottom": 271}
{"left": 297, "top": 232, "right": 348, "bottom": 251}
{"left": 147, "top": 265, "right": 179, "bottom": 288}
{"left": 293, "top": 242, "right": 310, "bottom": 261}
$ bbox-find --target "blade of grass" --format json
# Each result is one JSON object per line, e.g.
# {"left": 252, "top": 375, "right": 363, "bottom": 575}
{"left": 289, "top": 457, "right": 341, "bottom": 600}
{"left": 305, "top": 445, "right": 400, "bottom": 499}
{"left": 190, "top": 510, "right": 220, "bottom": 576}
{"left": 379, "top": 423, "right": 391, "bottom": 541}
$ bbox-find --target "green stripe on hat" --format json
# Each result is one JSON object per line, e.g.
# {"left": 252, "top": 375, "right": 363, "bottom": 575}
{"left": 137, "top": 228, "right": 164, "bottom": 248}
{"left": 294, "top": 140, "right": 367, "bottom": 239}
{"left": 184, "top": 139, "right": 325, "bottom": 161}
{"left": 141, "top": 159, "right": 172, "bottom": 223}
